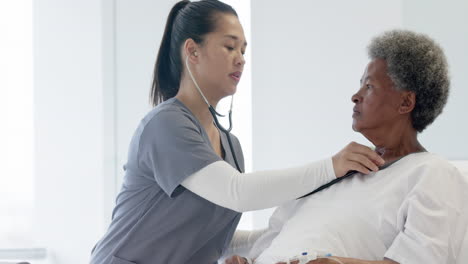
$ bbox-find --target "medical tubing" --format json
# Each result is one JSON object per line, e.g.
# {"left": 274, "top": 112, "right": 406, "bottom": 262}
{"left": 181, "top": 159, "right": 335, "bottom": 212}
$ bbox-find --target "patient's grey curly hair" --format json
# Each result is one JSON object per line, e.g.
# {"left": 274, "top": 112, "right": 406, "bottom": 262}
{"left": 367, "top": 29, "right": 450, "bottom": 132}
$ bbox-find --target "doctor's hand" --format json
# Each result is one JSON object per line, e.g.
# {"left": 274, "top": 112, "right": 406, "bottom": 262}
{"left": 332, "top": 142, "right": 384, "bottom": 177}
{"left": 225, "top": 255, "right": 249, "bottom": 264}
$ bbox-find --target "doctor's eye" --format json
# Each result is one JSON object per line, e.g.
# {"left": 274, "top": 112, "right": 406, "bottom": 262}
{"left": 225, "top": 46, "right": 234, "bottom": 51}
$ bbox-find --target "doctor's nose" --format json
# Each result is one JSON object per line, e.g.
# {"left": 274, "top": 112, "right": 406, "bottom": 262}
{"left": 235, "top": 53, "right": 245, "bottom": 67}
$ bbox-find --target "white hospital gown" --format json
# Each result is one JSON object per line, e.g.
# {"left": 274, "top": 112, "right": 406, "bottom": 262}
{"left": 249, "top": 152, "right": 468, "bottom": 264}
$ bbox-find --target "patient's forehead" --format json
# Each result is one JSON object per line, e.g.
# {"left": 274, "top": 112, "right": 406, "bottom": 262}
{"left": 361, "top": 59, "right": 394, "bottom": 89}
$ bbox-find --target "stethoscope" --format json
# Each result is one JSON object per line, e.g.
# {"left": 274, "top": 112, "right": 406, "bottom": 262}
{"left": 185, "top": 55, "right": 243, "bottom": 173}
{"left": 298, "top": 153, "right": 409, "bottom": 199}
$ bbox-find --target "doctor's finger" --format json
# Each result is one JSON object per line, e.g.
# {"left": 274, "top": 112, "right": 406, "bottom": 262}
{"left": 347, "top": 142, "right": 384, "bottom": 165}
{"left": 347, "top": 161, "right": 371, "bottom": 175}
{"left": 347, "top": 153, "right": 379, "bottom": 172}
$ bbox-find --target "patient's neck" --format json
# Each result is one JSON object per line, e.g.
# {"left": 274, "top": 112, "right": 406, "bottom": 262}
{"left": 364, "top": 125, "right": 426, "bottom": 165}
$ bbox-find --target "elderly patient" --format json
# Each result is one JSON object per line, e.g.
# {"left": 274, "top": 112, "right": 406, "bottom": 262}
{"left": 224, "top": 30, "right": 468, "bottom": 264}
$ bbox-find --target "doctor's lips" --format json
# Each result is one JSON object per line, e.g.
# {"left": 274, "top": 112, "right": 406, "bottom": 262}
{"left": 229, "top": 71, "right": 242, "bottom": 82}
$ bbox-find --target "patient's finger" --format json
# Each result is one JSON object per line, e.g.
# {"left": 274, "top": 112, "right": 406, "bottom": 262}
{"left": 236, "top": 256, "right": 247, "bottom": 264}
{"left": 225, "top": 255, "right": 247, "bottom": 264}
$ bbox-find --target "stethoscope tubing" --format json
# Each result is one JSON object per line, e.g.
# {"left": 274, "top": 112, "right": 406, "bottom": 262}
{"left": 186, "top": 55, "right": 243, "bottom": 173}
{"left": 209, "top": 106, "right": 242, "bottom": 172}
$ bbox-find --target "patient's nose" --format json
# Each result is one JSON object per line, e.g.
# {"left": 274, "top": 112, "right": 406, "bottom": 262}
{"left": 351, "top": 92, "right": 361, "bottom": 103}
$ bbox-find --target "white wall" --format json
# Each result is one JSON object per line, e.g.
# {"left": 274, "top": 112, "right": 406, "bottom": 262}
{"left": 403, "top": 0, "right": 468, "bottom": 159}
{"left": 113, "top": 0, "right": 173, "bottom": 190}
{"left": 33, "top": 0, "right": 110, "bottom": 263}
{"left": 250, "top": 0, "right": 468, "bottom": 228}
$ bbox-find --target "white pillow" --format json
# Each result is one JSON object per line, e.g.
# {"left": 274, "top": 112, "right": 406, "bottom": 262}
{"left": 451, "top": 161, "right": 468, "bottom": 264}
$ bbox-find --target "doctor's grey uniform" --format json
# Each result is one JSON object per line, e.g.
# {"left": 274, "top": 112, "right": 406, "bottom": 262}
{"left": 90, "top": 98, "right": 244, "bottom": 264}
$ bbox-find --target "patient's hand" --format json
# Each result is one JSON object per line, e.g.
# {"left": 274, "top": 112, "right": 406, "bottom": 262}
{"left": 225, "top": 255, "right": 248, "bottom": 264}
{"left": 276, "top": 260, "right": 327, "bottom": 264}
{"left": 276, "top": 257, "right": 399, "bottom": 264}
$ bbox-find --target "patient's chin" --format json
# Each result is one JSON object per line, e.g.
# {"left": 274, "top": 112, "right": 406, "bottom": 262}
{"left": 352, "top": 122, "right": 361, "bottom": 132}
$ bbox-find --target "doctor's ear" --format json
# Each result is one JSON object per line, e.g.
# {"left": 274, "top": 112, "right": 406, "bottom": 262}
{"left": 399, "top": 91, "right": 416, "bottom": 114}
{"left": 183, "top": 38, "right": 200, "bottom": 63}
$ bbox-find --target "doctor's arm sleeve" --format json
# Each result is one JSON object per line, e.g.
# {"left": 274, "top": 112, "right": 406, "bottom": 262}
{"left": 181, "top": 158, "right": 335, "bottom": 212}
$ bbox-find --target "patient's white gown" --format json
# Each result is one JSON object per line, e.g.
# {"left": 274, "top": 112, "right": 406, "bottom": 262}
{"left": 247, "top": 152, "right": 468, "bottom": 264}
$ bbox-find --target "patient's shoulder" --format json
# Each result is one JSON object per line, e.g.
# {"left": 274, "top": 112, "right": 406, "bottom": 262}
{"left": 402, "top": 152, "right": 467, "bottom": 189}
{"left": 404, "top": 152, "right": 457, "bottom": 171}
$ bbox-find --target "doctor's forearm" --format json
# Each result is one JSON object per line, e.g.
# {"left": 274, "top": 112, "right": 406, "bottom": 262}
{"left": 182, "top": 159, "right": 335, "bottom": 212}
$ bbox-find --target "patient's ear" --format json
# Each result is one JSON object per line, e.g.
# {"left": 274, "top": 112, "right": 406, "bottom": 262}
{"left": 399, "top": 91, "right": 415, "bottom": 114}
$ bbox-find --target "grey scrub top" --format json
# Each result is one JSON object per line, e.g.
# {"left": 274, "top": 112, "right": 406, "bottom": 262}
{"left": 90, "top": 98, "right": 245, "bottom": 264}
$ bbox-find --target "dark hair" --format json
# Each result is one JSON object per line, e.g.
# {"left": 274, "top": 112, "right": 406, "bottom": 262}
{"left": 150, "top": 0, "right": 238, "bottom": 106}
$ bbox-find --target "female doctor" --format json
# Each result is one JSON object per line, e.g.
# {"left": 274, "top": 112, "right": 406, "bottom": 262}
{"left": 89, "top": 1, "right": 384, "bottom": 263}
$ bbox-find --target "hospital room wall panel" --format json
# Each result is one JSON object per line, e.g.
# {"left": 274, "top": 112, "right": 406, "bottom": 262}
{"left": 33, "top": 0, "right": 109, "bottom": 263}
{"left": 402, "top": 0, "right": 468, "bottom": 160}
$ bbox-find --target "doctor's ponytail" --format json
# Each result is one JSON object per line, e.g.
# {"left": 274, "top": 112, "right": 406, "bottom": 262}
{"left": 150, "top": 0, "right": 237, "bottom": 106}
